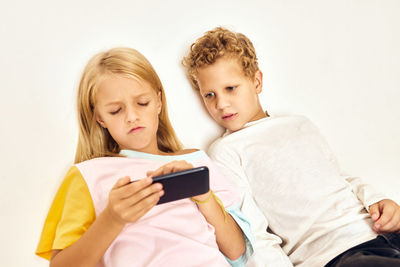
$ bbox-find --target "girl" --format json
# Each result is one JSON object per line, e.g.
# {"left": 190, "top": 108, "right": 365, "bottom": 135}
{"left": 35, "top": 47, "right": 253, "bottom": 267}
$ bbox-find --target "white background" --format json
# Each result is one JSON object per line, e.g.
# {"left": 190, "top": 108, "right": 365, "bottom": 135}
{"left": 0, "top": 1, "right": 399, "bottom": 266}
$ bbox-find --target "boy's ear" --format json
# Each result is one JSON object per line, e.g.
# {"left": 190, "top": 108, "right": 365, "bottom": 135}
{"left": 254, "top": 70, "right": 263, "bottom": 94}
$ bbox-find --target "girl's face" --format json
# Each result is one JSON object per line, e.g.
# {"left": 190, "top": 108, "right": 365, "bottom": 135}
{"left": 95, "top": 74, "right": 162, "bottom": 154}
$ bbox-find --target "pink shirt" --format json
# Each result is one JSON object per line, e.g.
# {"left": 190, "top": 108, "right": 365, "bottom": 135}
{"left": 75, "top": 150, "right": 250, "bottom": 267}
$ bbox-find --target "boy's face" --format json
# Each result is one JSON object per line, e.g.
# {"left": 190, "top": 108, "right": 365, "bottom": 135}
{"left": 196, "top": 57, "right": 266, "bottom": 132}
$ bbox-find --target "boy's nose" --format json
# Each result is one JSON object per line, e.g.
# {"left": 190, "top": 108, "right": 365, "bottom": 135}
{"left": 216, "top": 96, "right": 230, "bottom": 110}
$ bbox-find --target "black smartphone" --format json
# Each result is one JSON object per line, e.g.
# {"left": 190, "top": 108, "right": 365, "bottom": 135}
{"left": 152, "top": 166, "right": 210, "bottom": 205}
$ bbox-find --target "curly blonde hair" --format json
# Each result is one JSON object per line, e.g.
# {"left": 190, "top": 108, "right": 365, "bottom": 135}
{"left": 182, "top": 27, "right": 259, "bottom": 90}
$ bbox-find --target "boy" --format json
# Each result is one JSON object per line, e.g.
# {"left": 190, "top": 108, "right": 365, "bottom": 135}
{"left": 182, "top": 27, "right": 400, "bottom": 267}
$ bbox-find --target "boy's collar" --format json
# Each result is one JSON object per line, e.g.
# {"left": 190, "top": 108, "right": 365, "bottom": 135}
{"left": 223, "top": 111, "right": 271, "bottom": 136}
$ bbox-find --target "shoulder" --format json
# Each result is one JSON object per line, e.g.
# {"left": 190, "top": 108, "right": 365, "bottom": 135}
{"left": 62, "top": 165, "right": 85, "bottom": 187}
{"left": 57, "top": 166, "right": 93, "bottom": 200}
{"left": 244, "top": 114, "right": 316, "bottom": 131}
{"left": 272, "top": 113, "right": 314, "bottom": 124}
{"left": 208, "top": 137, "right": 227, "bottom": 154}
{"left": 207, "top": 137, "right": 238, "bottom": 164}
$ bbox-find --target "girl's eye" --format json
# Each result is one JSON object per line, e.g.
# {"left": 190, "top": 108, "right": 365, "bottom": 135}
{"left": 204, "top": 92, "right": 215, "bottom": 99}
{"left": 226, "top": 86, "right": 237, "bottom": 91}
{"left": 138, "top": 102, "right": 149, "bottom": 106}
{"left": 110, "top": 108, "right": 121, "bottom": 115}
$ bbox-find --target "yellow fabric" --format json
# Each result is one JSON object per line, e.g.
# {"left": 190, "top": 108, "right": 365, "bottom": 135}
{"left": 190, "top": 190, "right": 214, "bottom": 204}
{"left": 35, "top": 166, "right": 96, "bottom": 260}
{"left": 191, "top": 191, "right": 228, "bottom": 223}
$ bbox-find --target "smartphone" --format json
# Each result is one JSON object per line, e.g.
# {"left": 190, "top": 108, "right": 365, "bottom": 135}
{"left": 152, "top": 166, "right": 210, "bottom": 205}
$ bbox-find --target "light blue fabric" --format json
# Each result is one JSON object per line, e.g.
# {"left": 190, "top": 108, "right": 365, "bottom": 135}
{"left": 225, "top": 202, "right": 255, "bottom": 266}
{"left": 120, "top": 149, "right": 206, "bottom": 161}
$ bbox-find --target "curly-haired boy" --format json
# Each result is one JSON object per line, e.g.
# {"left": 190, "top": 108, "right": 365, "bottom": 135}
{"left": 183, "top": 27, "right": 400, "bottom": 267}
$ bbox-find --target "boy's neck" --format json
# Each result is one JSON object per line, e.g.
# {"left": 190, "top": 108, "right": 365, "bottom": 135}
{"left": 226, "top": 110, "right": 270, "bottom": 133}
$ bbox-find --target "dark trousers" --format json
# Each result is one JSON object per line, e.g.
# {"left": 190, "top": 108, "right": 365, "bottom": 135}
{"left": 325, "top": 233, "right": 400, "bottom": 267}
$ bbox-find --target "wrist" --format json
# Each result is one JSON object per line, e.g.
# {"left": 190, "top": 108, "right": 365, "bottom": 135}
{"left": 191, "top": 190, "right": 213, "bottom": 204}
{"left": 102, "top": 206, "right": 127, "bottom": 230}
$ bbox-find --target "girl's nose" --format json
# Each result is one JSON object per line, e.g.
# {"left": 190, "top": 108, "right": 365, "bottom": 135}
{"left": 126, "top": 107, "right": 138, "bottom": 123}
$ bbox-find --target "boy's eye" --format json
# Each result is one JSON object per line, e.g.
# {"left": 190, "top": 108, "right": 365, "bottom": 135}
{"left": 138, "top": 102, "right": 149, "bottom": 106}
{"left": 204, "top": 92, "right": 215, "bottom": 99}
{"left": 110, "top": 108, "right": 121, "bottom": 115}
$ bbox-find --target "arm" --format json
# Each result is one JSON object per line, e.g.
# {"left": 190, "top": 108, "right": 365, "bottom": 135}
{"left": 208, "top": 143, "right": 293, "bottom": 266}
{"left": 192, "top": 191, "right": 245, "bottom": 260}
{"left": 147, "top": 160, "right": 245, "bottom": 260}
{"left": 309, "top": 119, "right": 399, "bottom": 233}
{"left": 344, "top": 175, "right": 400, "bottom": 232}
{"left": 51, "top": 176, "right": 163, "bottom": 267}
{"left": 344, "top": 176, "right": 386, "bottom": 211}
{"left": 50, "top": 207, "right": 125, "bottom": 267}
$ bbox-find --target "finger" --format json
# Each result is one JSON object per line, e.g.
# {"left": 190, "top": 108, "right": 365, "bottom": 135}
{"left": 147, "top": 166, "right": 166, "bottom": 178}
{"left": 369, "top": 203, "right": 380, "bottom": 221}
{"left": 375, "top": 206, "right": 395, "bottom": 231}
{"left": 123, "top": 190, "right": 164, "bottom": 222}
{"left": 114, "top": 177, "right": 153, "bottom": 199}
{"left": 112, "top": 176, "right": 131, "bottom": 189}
{"left": 149, "top": 164, "right": 173, "bottom": 177}
{"left": 379, "top": 211, "right": 400, "bottom": 232}
{"left": 125, "top": 183, "right": 164, "bottom": 207}
{"left": 150, "top": 161, "right": 193, "bottom": 177}
{"left": 108, "top": 183, "right": 163, "bottom": 222}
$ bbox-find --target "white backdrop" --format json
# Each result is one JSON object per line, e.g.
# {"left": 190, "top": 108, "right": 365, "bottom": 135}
{"left": 0, "top": 1, "right": 399, "bottom": 266}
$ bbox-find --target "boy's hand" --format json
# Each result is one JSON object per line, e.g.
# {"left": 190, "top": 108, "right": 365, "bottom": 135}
{"left": 369, "top": 199, "right": 400, "bottom": 233}
{"left": 105, "top": 176, "right": 164, "bottom": 226}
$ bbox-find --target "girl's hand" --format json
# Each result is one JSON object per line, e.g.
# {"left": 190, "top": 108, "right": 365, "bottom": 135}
{"left": 147, "top": 160, "right": 211, "bottom": 201}
{"left": 105, "top": 176, "right": 164, "bottom": 226}
{"left": 369, "top": 199, "right": 400, "bottom": 233}
{"left": 146, "top": 160, "right": 194, "bottom": 177}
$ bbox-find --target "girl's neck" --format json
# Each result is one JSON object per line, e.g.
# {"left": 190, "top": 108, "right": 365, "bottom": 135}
{"left": 120, "top": 144, "right": 164, "bottom": 156}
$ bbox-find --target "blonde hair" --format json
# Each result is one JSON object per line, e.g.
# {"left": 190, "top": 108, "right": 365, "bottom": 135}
{"left": 75, "top": 47, "right": 182, "bottom": 163}
{"left": 182, "top": 27, "right": 259, "bottom": 90}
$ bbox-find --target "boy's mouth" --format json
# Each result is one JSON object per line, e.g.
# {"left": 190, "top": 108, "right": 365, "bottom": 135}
{"left": 222, "top": 113, "right": 237, "bottom": 121}
{"left": 129, "top": 126, "right": 144, "bottom": 134}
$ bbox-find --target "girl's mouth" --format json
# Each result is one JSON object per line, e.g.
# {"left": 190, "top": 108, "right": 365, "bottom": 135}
{"left": 222, "top": 113, "right": 237, "bottom": 121}
{"left": 129, "top": 126, "right": 144, "bottom": 133}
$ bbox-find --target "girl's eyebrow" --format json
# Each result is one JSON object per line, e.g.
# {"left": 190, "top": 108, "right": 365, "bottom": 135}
{"left": 105, "top": 101, "right": 122, "bottom": 106}
{"left": 104, "top": 93, "right": 152, "bottom": 106}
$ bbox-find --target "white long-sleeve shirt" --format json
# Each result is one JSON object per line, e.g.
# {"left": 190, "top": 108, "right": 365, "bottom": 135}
{"left": 208, "top": 115, "right": 385, "bottom": 267}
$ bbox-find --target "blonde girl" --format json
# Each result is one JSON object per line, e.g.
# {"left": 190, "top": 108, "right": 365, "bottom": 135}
{"left": 35, "top": 47, "right": 253, "bottom": 267}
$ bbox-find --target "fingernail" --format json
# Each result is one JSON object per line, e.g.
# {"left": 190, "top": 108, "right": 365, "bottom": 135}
{"left": 375, "top": 224, "right": 380, "bottom": 229}
{"left": 159, "top": 190, "right": 164, "bottom": 196}
{"left": 155, "top": 183, "right": 163, "bottom": 190}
